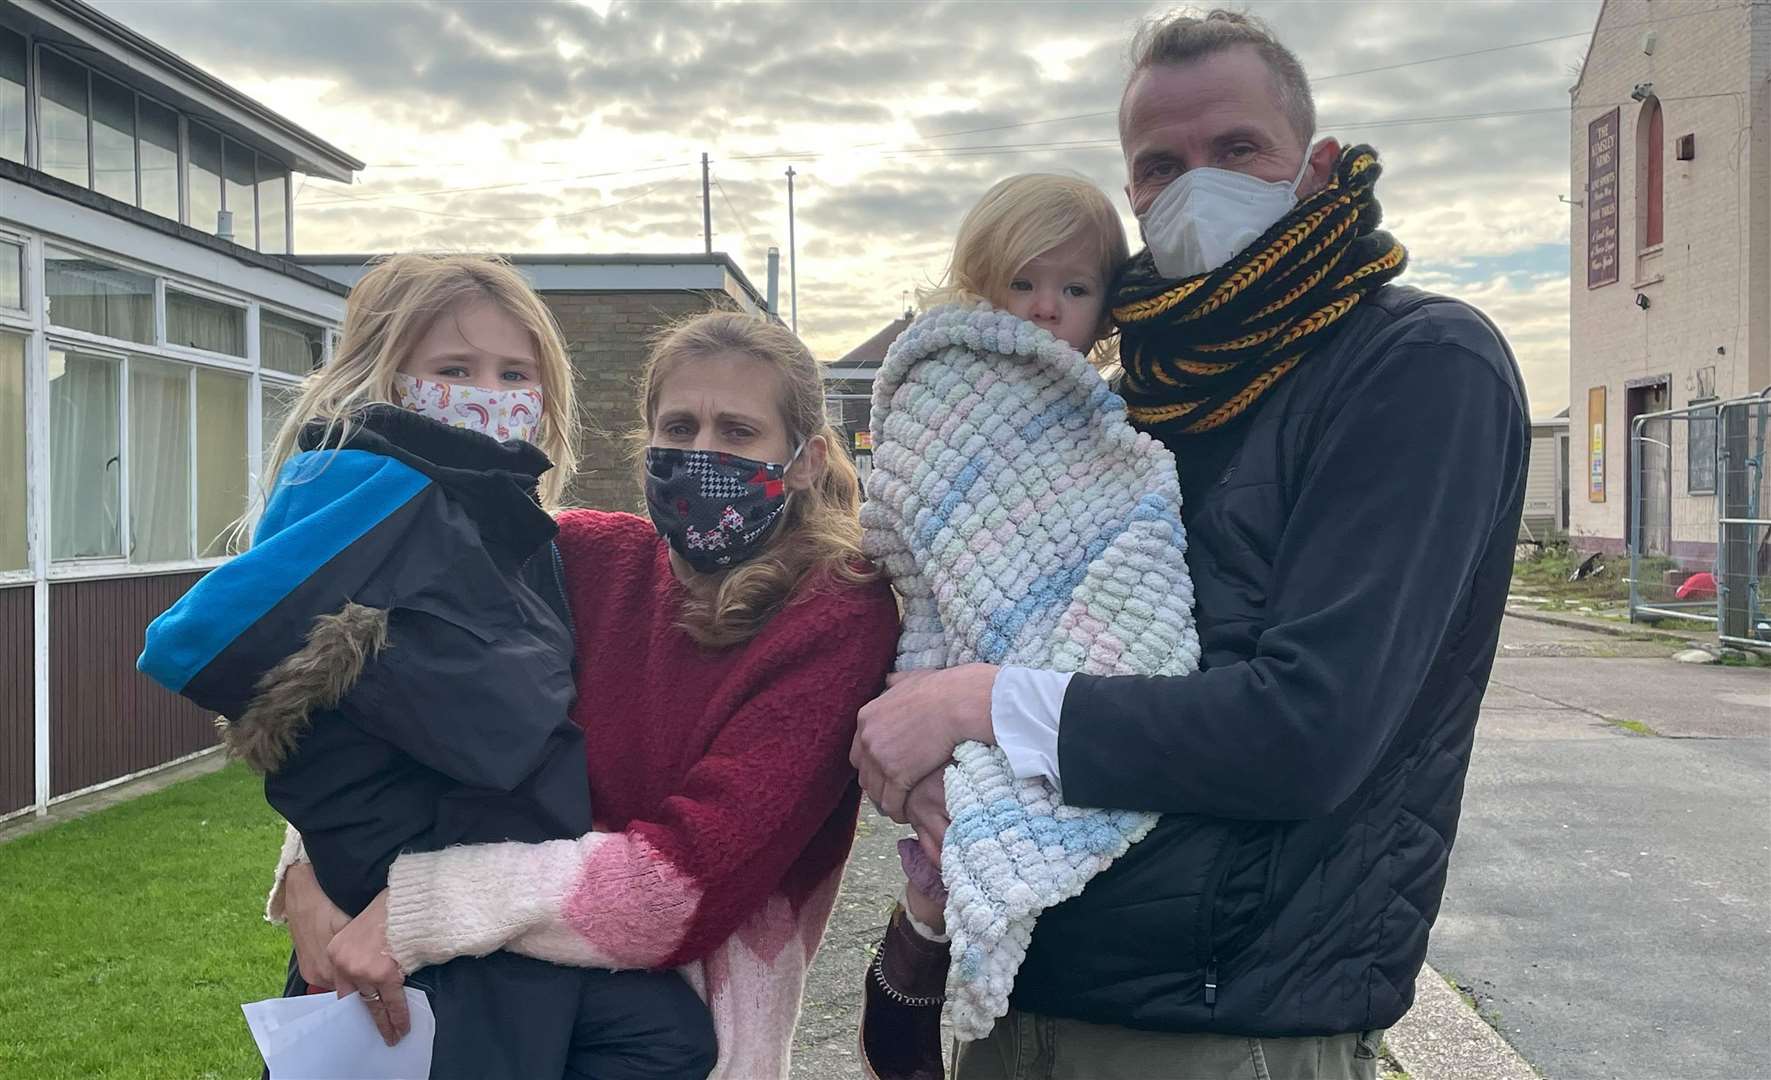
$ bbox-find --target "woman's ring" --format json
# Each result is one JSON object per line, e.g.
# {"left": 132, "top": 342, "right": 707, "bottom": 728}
{"left": 361, "top": 989, "right": 382, "bottom": 1002}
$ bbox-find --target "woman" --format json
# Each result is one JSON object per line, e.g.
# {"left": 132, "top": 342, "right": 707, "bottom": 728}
{"left": 275, "top": 311, "right": 900, "bottom": 1079}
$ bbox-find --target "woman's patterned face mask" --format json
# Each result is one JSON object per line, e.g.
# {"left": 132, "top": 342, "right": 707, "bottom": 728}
{"left": 393, "top": 373, "right": 543, "bottom": 444}
{"left": 642, "top": 445, "right": 801, "bottom": 573}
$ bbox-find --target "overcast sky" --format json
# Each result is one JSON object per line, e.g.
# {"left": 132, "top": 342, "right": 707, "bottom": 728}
{"left": 95, "top": 0, "right": 1607, "bottom": 418}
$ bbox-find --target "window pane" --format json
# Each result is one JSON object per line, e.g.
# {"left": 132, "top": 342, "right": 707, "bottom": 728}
{"left": 91, "top": 73, "right": 136, "bottom": 205}
{"left": 223, "top": 139, "right": 257, "bottom": 248}
{"left": 261, "top": 379, "right": 298, "bottom": 462}
{"left": 166, "top": 289, "right": 245, "bottom": 356}
{"left": 1689, "top": 402, "right": 1718, "bottom": 494}
{"left": 196, "top": 368, "right": 247, "bottom": 556}
{"left": 258, "top": 159, "right": 288, "bottom": 255}
{"left": 138, "top": 97, "right": 180, "bottom": 220}
{"left": 187, "top": 122, "right": 222, "bottom": 234}
{"left": 49, "top": 349, "right": 121, "bottom": 560}
{"left": 45, "top": 250, "right": 154, "bottom": 344}
{"left": 1, "top": 28, "right": 24, "bottom": 164}
{"left": 1, "top": 333, "right": 25, "bottom": 571}
{"left": 0, "top": 239, "right": 20, "bottom": 310}
{"left": 261, "top": 310, "right": 323, "bottom": 375}
{"left": 129, "top": 356, "right": 192, "bottom": 562}
{"left": 38, "top": 49, "right": 89, "bottom": 187}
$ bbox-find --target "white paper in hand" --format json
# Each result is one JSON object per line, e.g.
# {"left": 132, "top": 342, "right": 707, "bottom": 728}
{"left": 242, "top": 988, "right": 436, "bottom": 1079}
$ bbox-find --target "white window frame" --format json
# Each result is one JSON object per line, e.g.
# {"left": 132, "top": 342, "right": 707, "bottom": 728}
{"left": 0, "top": 23, "right": 29, "bottom": 171}
{"left": 20, "top": 235, "right": 335, "bottom": 579}
{"left": 220, "top": 135, "right": 259, "bottom": 250}
{"left": 259, "top": 301, "right": 325, "bottom": 377}
{"left": 161, "top": 280, "right": 251, "bottom": 368}
{"left": 133, "top": 86, "right": 185, "bottom": 224}
{"left": 0, "top": 226, "right": 30, "bottom": 323}
{"left": 31, "top": 42, "right": 93, "bottom": 191}
{"left": 0, "top": 321, "right": 33, "bottom": 587}
{"left": 254, "top": 370, "right": 304, "bottom": 506}
{"left": 40, "top": 241, "right": 157, "bottom": 351}
{"left": 184, "top": 118, "right": 224, "bottom": 237}
{"left": 41, "top": 335, "right": 129, "bottom": 575}
{"left": 86, "top": 66, "right": 138, "bottom": 208}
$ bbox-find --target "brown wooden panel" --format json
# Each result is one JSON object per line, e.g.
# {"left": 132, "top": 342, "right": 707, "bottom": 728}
{"left": 0, "top": 584, "right": 31, "bottom": 814}
{"left": 49, "top": 572, "right": 217, "bottom": 797}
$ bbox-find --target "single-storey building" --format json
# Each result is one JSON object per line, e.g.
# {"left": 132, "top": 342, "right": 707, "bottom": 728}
{"left": 2, "top": 0, "right": 360, "bottom": 821}
{"left": 1523, "top": 409, "right": 1571, "bottom": 542}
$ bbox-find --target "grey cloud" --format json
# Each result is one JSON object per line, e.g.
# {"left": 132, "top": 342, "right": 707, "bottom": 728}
{"left": 87, "top": 0, "right": 1608, "bottom": 407}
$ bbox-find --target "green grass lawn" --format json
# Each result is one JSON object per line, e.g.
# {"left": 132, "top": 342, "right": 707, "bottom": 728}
{"left": 0, "top": 765, "right": 290, "bottom": 1079}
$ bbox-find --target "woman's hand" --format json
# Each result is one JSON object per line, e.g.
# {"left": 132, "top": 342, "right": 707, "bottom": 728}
{"left": 327, "top": 890, "right": 411, "bottom": 1046}
{"left": 852, "top": 665, "right": 998, "bottom": 820}
{"left": 283, "top": 863, "right": 350, "bottom": 992}
{"left": 904, "top": 773, "right": 949, "bottom": 867}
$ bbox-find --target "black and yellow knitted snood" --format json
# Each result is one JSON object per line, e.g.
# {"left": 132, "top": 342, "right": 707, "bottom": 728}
{"left": 1112, "top": 145, "right": 1408, "bottom": 433}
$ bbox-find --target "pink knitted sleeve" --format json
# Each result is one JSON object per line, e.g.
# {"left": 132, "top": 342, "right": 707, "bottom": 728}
{"left": 384, "top": 581, "right": 898, "bottom": 973}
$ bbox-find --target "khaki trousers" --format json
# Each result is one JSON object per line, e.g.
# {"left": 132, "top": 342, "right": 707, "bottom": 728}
{"left": 951, "top": 1010, "right": 1386, "bottom": 1080}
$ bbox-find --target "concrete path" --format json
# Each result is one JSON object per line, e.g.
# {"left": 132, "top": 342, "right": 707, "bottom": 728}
{"left": 789, "top": 617, "right": 1768, "bottom": 1079}
{"left": 1430, "top": 619, "right": 1770, "bottom": 1079}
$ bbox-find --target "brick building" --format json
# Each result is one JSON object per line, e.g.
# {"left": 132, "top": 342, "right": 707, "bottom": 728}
{"left": 1568, "top": 0, "right": 1771, "bottom": 561}
{"left": 297, "top": 253, "right": 771, "bottom": 511}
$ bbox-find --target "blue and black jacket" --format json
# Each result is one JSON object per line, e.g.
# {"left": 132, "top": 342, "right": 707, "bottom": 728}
{"left": 139, "top": 405, "right": 588, "bottom": 917}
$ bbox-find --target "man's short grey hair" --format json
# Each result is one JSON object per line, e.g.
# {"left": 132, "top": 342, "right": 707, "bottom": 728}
{"left": 1122, "top": 9, "right": 1316, "bottom": 145}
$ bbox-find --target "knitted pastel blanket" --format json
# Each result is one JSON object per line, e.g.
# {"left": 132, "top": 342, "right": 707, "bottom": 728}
{"left": 859, "top": 303, "right": 1201, "bottom": 1040}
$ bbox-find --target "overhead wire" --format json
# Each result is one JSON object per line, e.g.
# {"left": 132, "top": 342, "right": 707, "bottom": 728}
{"left": 711, "top": 171, "right": 763, "bottom": 246}
{"left": 299, "top": 174, "right": 689, "bottom": 223}
{"left": 291, "top": 10, "right": 1738, "bottom": 214}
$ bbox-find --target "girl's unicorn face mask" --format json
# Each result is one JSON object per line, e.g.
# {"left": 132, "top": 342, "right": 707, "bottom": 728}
{"left": 392, "top": 373, "right": 543, "bottom": 444}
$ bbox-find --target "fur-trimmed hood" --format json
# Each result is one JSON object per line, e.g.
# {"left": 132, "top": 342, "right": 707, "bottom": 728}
{"left": 219, "top": 602, "right": 388, "bottom": 774}
{"left": 140, "top": 407, "right": 570, "bottom": 777}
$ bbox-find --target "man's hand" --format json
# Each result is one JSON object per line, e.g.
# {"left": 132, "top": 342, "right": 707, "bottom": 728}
{"left": 284, "top": 862, "right": 350, "bottom": 991}
{"left": 851, "top": 664, "right": 998, "bottom": 821}
{"left": 327, "top": 890, "right": 410, "bottom": 1046}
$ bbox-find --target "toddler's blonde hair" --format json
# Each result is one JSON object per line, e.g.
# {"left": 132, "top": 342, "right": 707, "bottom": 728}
{"left": 922, "top": 173, "right": 1130, "bottom": 362}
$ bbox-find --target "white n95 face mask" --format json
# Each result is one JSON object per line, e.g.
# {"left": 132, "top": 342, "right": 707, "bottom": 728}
{"left": 1139, "top": 142, "right": 1317, "bottom": 280}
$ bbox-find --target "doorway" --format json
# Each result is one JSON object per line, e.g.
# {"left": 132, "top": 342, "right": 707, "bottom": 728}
{"left": 1626, "top": 378, "right": 1672, "bottom": 556}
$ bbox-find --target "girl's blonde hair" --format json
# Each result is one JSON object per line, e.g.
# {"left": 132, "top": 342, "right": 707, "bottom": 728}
{"left": 263, "top": 254, "right": 579, "bottom": 510}
{"left": 634, "top": 311, "right": 874, "bottom": 649}
{"left": 922, "top": 173, "right": 1130, "bottom": 364}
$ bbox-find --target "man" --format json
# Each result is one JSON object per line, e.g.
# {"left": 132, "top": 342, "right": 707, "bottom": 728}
{"left": 851, "top": 9, "right": 1528, "bottom": 1078}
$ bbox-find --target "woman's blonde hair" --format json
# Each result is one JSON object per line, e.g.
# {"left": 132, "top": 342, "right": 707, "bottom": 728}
{"left": 922, "top": 173, "right": 1130, "bottom": 364}
{"left": 262, "top": 253, "right": 579, "bottom": 510}
{"left": 634, "top": 311, "right": 873, "bottom": 648}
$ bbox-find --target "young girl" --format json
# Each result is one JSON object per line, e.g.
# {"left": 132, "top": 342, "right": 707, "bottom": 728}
{"left": 858, "top": 175, "right": 1201, "bottom": 1079}
{"left": 139, "top": 255, "right": 715, "bottom": 1080}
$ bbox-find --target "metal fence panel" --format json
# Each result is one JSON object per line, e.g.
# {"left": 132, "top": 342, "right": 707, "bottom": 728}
{"left": 1717, "top": 394, "right": 1770, "bottom": 647}
{"left": 1627, "top": 389, "right": 1771, "bottom": 648}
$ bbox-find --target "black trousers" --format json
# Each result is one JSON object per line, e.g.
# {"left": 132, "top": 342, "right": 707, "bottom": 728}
{"left": 280, "top": 950, "right": 716, "bottom": 1080}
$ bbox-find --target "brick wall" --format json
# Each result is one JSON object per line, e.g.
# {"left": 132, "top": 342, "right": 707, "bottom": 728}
{"left": 543, "top": 290, "right": 728, "bottom": 511}
{"left": 1567, "top": 0, "right": 1764, "bottom": 551}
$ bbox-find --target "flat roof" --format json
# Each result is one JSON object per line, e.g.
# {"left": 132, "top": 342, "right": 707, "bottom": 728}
{"left": 295, "top": 252, "right": 771, "bottom": 311}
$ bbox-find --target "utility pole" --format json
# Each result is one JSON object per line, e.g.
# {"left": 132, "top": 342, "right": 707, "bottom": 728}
{"left": 786, "top": 166, "right": 798, "bottom": 333}
{"left": 701, "top": 152, "right": 712, "bottom": 254}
